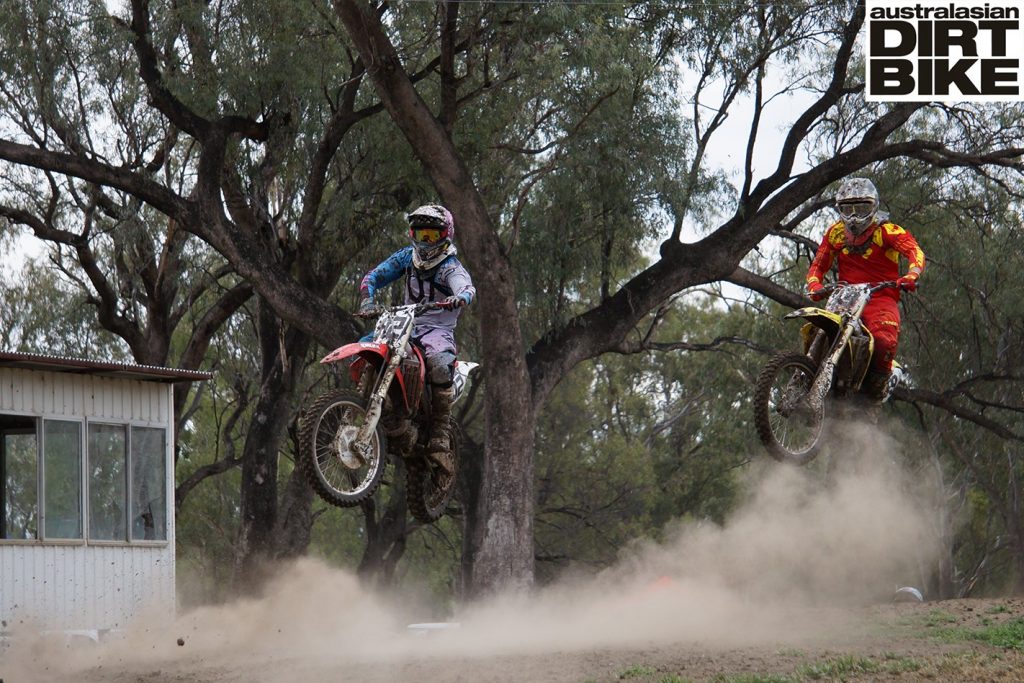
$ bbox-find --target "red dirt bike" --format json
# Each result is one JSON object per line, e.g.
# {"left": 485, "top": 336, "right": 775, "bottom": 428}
{"left": 752, "top": 281, "right": 908, "bottom": 465}
{"left": 297, "top": 302, "right": 479, "bottom": 523}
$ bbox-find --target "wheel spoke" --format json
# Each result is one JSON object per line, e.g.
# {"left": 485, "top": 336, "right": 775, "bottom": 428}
{"left": 754, "top": 354, "right": 825, "bottom": 464}
{"left": 312, "top": 400, "right": 379, "bottom": 495}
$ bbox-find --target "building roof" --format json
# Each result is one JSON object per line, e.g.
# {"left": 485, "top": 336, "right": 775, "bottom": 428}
{"left": 0, "top": 351, "right": 213, "bottom": 383}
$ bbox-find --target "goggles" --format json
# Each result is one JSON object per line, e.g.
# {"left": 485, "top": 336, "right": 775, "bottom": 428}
{"left": 837, "top": 201, "right": 875, "bottom": 219}
{"left": 411, "top": 227, "right": 444, "bottom": 244}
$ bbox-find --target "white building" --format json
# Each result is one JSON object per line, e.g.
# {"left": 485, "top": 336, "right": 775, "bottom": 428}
{"left": 0, "top": 352, "right": 209, "bottom": 633}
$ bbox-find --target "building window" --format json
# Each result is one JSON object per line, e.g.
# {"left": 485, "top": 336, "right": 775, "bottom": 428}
{"left": 1, "top": 413, "right": 168, "bottom": 545}
{"left": 1, "top": 415, "right": 38, "bottom": 540}
{"left": 43, "top": 419, "right": 83, "bottom": 540}
{"left": 131, "top": 426, "right": 166, "bottom": 541}
{"left": 88, "top": 423, "right": 127, "bottom": 541}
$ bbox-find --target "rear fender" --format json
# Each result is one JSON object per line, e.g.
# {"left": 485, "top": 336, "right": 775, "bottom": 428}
{"left": 452, "top": 361, "right": 480, "bottom": 404}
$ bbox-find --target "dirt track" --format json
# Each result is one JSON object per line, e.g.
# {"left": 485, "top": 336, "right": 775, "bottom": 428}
{"left": 6, "top": 450, "right": 1016, "bottom": 682}
{"left": 7, "top": 597, "right": 1023, "bottom": 683}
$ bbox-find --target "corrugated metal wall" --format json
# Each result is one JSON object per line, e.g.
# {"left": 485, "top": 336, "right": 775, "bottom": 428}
{"left": 0, "top": 544, "right": 175, "bottom": 631}
{"left": 0, "top": 368, "right": 176, "bottom": 631}
{"left": 0, "top": 368, "right": 171, "bottom": 422}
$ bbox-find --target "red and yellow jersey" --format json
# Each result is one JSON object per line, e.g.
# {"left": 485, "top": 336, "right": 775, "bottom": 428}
{"left": 806, "top": 220, "right": 925, "bottom": 301}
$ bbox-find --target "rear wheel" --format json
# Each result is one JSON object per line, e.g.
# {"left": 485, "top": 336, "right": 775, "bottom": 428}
{"left": 298, "top": 389, "right": 387, "bottom": 507}
{"left": 407, "top": 420, "right": 461, "bottom": 523}
{"left": 753, "top": 353, "right": 826, "bottom": 465}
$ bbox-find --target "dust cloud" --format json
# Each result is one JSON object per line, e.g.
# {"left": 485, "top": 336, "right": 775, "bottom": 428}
{"left": 4, "top": 422, "right": 940, "bottom": 681}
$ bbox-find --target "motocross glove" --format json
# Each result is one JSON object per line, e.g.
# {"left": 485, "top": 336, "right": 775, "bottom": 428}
{"left": 438, "top": 295, "right": 467, "bottom": 311}
{"left": 896, "top": 274, "right": 918, "bottom": 292}
{"left": 357, "top": 297, "right": 380, "bottom": 317}
{"left": 806, "top": 281, "right": 825, "bottom": 302}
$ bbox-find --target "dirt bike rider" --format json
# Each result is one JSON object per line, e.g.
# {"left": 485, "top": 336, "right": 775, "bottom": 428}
{"left": 805, "top": 177, "right": 926, "bottom": 402}
{"left": 357, "top": 204, "right": 475, "bottom": 459}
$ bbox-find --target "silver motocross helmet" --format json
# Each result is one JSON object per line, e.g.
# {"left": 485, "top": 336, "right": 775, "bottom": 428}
{"left": 407, "top": 204, "right": 454, "bottom": 268}
{"left": 835, "top": 177, "right": 880, "bottom": 236}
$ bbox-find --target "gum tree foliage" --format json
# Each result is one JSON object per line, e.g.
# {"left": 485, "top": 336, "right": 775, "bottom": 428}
{"left": 0, "top": 0, "right": 405, "bottom": 583}
{"left": 751, "top": 137, "right": 1024, "bottom": 596}
{"left": 1, "top": 0, "right": 1023, "bottom": 596}
{"left": 335, "top": 0, "right": 1021, "bottom": 594}
{"left": 532, "top": 297, "right": 769, "bottom": 582}
{"left": 885, "top": 169, "right": 1024, "bottom": 597}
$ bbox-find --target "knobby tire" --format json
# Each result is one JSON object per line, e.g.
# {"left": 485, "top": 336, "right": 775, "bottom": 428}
{"left": 297, "top": 389, "right": 387, "bottom": 508}
{"left": 753, "top": 353, "right": 825, "bottom": 465}
{"left": 407, "top": 420, "right": 462, "bottom": 524}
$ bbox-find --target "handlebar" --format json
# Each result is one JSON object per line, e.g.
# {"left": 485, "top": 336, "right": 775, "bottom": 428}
{"left": 869, "top": 280, "right": 900, "bottom": 293}
{"left": 355, "top": 301, "right": 444, "bottom": 319}
{"left": 812, "top": 280, "right": 902, "bottom": 298}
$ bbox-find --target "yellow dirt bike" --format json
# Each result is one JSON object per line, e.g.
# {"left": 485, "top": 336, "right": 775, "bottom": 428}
{"left": 752, "top": 281, "right": 908, "bottom": 464}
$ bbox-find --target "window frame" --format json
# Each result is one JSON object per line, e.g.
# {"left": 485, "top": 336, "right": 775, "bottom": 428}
{"left": 0, "top": 414, "right": 40, "bottom": 542}
{"left": 128, "top": 424, "right": 169, "bottom": 543}
{"left": 86, "top": 420, "right": 129, "bottom": 544}
{"left": 41, "top": 416, "right": 85, "bottom": 544}
{"left": 0, "top": 410, "right": 170, "bottom": 548}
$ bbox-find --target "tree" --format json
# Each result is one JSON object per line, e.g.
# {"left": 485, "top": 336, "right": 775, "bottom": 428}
{"left": 329, "top": 0, "right": 1023, "bottom": 593}
{"left": 1, "top": 0, "right": 1022, "bottom": 595}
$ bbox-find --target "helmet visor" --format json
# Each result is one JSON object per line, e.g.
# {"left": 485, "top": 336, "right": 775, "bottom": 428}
{"left": 411, "top": 227, "right": 444, "bottom": 244}
{"left": 838, "top": 201, "right": 875, "bottom": 219}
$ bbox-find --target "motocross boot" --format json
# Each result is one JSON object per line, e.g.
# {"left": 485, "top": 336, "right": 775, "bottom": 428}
{"left": 860, "top": 368, "right": 890, "bottom": 424}
{"left": 383, "top": 417, "right": 417, "bottom": 456}
{"left": 427, "top": 385, "right": 456, "bottom": 473}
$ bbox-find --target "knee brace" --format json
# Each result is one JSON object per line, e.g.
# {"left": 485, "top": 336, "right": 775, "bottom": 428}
{"left": 426, "top": 351, "right": 456, "bottom": 386}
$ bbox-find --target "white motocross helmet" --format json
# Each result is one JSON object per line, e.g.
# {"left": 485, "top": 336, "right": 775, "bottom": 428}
{"left": 407, "top": 204, "right": 455, "bottom": 269}
{"left": 835, "top": 177, "right": 880, "bottom": 236}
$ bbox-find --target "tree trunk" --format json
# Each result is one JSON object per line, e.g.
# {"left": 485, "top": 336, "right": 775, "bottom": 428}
{"left": 333, "top": 0, "right": 536, "bottom": 595}
{"left": 357, "top": 473, "right": 410, "bottom": 587}
{"left": 272, "top": 464, "right": 315, "bottom": 560}
{"left": 458, "top": 435, "right": 485, "bottom": 596}
{"left": 236, "top": 300, "right": 311, "bottom": 588}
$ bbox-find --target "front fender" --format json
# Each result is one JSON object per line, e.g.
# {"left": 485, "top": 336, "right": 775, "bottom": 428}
{"left": 785, "top": 307, "right": 843, "bottom": 338}
{"left": 320, "top": 341, "right": 388, "bottom": 365}
{"left": 320, "top": 341, "right": 421, "bottom": 413}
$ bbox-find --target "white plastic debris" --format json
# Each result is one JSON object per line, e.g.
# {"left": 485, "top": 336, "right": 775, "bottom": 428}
{"left": 892, "top": 586, "right": 924, "bottom": 603}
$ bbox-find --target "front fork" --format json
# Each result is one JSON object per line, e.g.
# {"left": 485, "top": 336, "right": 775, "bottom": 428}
{"left": 807, "top": 316, "right": 857, "bottom": 414}
{"left": 350, "top": 350, "right": 401, "bottom": 462}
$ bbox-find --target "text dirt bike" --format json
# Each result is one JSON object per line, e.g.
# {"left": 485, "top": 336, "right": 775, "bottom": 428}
{"left": 297, "top": 302, "right": 478, "bottom": 523}
{"left": 752, "top": 281, "right": 908, "bottom": 465}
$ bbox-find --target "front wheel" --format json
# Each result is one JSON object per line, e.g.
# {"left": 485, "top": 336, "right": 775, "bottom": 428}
{"left": 753, "top": 353, "right": 826, "bottom": 465}
{"left": 298, "top": 389, "right": 387, "bottom": 507}
{"left": 407, "top": 421, "right": 462, "bottom": 523}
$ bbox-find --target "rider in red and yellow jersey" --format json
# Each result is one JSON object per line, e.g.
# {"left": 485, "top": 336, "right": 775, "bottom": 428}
{"left": 805, "top": 177, "right": 925, "bottom": 400}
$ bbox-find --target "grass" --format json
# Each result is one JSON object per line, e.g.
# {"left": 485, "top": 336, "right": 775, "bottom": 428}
{"left": 618, "top": 665, "right": 657, "bottom": 679}
{"left": 702, "top": 652, "right": 925, "bottom": 683}
{"left": 921, "top": 609, "right": 959, "bottom": 627}
{"left": 614, "top": 651, "right": 929, "bottom": 679}
{"left": 797, "top": 655, "right": 880, "bottom": 680}
{"left": 986, "top": 604, "right": 1011, "bottom": 614}
{"left": 612, "top": 666, "right": 694, "bottom": 683}
{"left": 711, "top": 675, "right": 798, "bottom": 683}
{"left": 934, "top": 616, "right": 1024, "bottom": 651}
{"left": 879, "top": 652, "right": 923, "bottom": 673}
